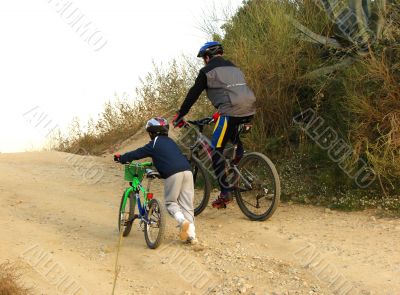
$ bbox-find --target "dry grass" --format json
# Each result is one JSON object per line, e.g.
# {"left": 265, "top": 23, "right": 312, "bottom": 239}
{"left": 50, "top": 59, "right": 213, "bottom": 155}
{"left": 0, "top": 262, "right": 30, "bottom": 295}
{"left": 342, "top": 3, "right": 400, "bottom": 190}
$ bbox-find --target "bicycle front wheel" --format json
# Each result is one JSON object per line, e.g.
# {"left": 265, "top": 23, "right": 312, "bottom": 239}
{"left": 144, "top": 198, "right": 166, "bottom": 249}
{"left": 118, "top": 191, "right": 135, "bottom": 237}
{"left": 235, "top": 152, "right": 281, "bottom": 221}
{"left": 190, "top": 156, "right": 211, "bottom": 216}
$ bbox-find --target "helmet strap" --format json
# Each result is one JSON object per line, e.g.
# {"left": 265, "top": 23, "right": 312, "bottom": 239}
{"left": 148, "top": 132, "right": 156, "bottom": 140}
{"left": 148, "top": 131, "right": 168, "bottom": 140}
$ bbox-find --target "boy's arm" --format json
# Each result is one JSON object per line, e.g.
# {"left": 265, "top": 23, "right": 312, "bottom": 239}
{"left": 119, "top": 142, "right": 153, "bottom": 164}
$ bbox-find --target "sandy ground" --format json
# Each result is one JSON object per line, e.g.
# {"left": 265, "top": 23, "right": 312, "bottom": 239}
{"left": 1, "top": 133, "right": 400, "bottom": 295}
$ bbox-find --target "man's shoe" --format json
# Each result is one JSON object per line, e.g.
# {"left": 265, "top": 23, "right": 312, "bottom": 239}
{"left": 212, "top": 193, "right": 232, "bottom": 209}
{"left": 179, "top": 220, "right": 190, "bottom": 241}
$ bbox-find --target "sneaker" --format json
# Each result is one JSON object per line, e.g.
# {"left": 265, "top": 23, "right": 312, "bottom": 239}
{"left": 179, "top": 220, "right": 190, "bottom": 241}
{"left": 188, "top": 223, "right": 196, "bottom": 239}
{"left": 187, "top": 237, "right": 198, "bottom": 244}
{"left": 211, "top": 192, "right": 232, "bottom": 209}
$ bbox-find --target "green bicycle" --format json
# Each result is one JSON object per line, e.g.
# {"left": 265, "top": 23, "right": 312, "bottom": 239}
{"left": 118, "top": 161, "right": 166, "bottom": 249}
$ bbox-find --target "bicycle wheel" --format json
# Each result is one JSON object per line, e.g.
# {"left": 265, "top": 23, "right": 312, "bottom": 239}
{"left": 190, "top": 156, "right": 211, "bottom": 216}
{"left": 144, "top": 198, "right": 166, "bottom": 249}
{"left": 118, "top": 191, "right": 135, "bottom": 237}
{"left": 235, "top": 152, "right": 281, "bottom": 221}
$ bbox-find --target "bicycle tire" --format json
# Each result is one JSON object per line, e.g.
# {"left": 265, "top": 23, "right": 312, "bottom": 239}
{"left": 118, "top": 191, "right": 135, "bottom": 237}
{"left": 190, "top": 156, "right": 211, "bottom": 216}
{"left": 235, "top": 152, "right": 281, "bottom": 221}
{"left": 144, "top": 198, "right": 166, "bottom": 249}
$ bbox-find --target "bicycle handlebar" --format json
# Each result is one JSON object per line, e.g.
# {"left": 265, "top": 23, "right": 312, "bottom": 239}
{"left": 186, "top": 116, "right": 214, "bottom": 127}
{"left": 127, "top": 161, "right": 153, "bottom": 167}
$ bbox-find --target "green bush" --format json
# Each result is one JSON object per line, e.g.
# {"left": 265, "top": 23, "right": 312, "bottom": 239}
{"left": 219, "top": 0, "right": 400, "bottom": 195}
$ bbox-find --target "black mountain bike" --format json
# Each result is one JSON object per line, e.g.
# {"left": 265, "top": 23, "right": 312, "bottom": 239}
{"left": 181, "top": 116, "right": 281, "bottom": 221}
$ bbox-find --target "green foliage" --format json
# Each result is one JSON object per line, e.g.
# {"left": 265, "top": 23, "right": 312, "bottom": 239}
{"left": 219, "top": 0, "right": 400, "bottom": 197}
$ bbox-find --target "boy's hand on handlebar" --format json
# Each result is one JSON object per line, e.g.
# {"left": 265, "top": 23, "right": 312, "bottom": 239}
{"left": 172, "top": 112, "right": 186, "bottom": 128}
{"left": 114, "top": 154, "right": 121, "bottom": 163}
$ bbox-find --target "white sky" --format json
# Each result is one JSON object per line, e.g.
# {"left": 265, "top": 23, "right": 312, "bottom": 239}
{"left": 0, "top": 0, "right": 242, "bottom": 153}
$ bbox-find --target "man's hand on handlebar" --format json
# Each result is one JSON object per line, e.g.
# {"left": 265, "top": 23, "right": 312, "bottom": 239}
{"left": 212, "top": 112, "right": 220, "bottom": 122}
{"left": 172, "top": 112, "right": 186, "bottom": 128}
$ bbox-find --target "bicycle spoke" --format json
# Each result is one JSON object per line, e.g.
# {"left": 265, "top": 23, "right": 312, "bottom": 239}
{"left": 235, "top": 153, "right": 280, "bottom": 220}
{"left": 147, "top": 203, "right": 161, "bottom": 240}
{"left": 241, "top": 197, "right": 259, "bottom": 209}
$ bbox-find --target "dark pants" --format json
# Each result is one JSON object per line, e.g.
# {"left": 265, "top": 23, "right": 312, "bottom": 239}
{"left": 210, "top": 115, "right": 252, "bottom": 194}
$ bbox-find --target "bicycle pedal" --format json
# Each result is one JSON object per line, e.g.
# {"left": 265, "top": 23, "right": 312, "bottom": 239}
{"left": 212, "top": 203, "right": 227, "bottom": 209}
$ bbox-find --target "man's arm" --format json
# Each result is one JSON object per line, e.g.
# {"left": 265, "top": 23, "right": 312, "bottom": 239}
{"left": 178, "top": 70, "right": 207, "bottom": 117}
{"left": 119, "top": 142, "right": 153, "bottom": 164}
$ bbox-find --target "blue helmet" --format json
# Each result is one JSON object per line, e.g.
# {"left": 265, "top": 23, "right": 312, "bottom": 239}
{"left": 197, "top": 41, "right": 224, "bottom": 58}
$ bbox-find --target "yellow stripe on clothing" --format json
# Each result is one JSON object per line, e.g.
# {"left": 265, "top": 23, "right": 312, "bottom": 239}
{"left": 213, "top": 117, "right": 221, "bottom": 133}
{"left": 216, "top": 117, "right": 228, "bottom": 148}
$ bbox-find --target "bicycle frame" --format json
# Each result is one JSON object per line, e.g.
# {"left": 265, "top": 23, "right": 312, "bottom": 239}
{"left": 188, "top": 132, "right": 213, "bottom": 161}
{"left": 182, "top": 116, "right": 280, "bottom": 220}
{"left": 185, "top": 118, "right": 253, "bottom": 189}
{"left": 121, "top": 162, "right": 154, "bottom": 223}
{"left": 122, "top": 184, "right": 150, "bottom": 222}
{"left": 185, "top": 119, "right": 243, "bottom": 164}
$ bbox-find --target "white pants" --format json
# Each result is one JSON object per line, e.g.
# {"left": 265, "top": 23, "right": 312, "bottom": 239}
{"left": 164, "top": 171, "right": 194, "bottom": 224}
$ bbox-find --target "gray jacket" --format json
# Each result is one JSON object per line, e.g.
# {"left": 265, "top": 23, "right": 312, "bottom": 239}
{"left": 179, "top": 56, "right": 256, "bottom": 117}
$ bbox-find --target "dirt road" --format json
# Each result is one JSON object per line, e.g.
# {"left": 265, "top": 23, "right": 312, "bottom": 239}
{"left": 1, "top": 135, "right": 399, "bottom": 295}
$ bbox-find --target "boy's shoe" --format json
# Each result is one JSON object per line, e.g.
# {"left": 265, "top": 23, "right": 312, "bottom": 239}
{"left": 212, "top": 192, "right": 233, "bottom": 209}
{"left": 187, "top": 237, "right": 198, "bottom": 244}
{"left": 179, "top": 220, "right": 190, "bottom": 241}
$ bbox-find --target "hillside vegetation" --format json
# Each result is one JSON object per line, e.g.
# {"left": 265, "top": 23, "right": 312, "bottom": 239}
{"left": 52, "top": 0, "right": 400, "bottom": 211}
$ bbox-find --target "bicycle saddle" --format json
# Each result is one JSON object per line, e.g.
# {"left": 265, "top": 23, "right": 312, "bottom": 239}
{"left": 145, "top": 169, "right": 161, "bottom": 179}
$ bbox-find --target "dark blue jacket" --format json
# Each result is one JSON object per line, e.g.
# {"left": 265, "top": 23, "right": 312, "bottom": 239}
{"left": 119, "top": 135, "right": 191, "bottom": 179}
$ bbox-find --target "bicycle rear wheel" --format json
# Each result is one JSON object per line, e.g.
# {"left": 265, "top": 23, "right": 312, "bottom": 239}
{"left": 118, "top": 191, "right": 135, "bottom": 237}
{"left": 144, "top": 198, "right": 166, "bottom": 249}
{"left": 235, "top": 152, "right": 280, "bottom": 221}
{"left": 190, "top": 156, "right": 211, "bottom": 216}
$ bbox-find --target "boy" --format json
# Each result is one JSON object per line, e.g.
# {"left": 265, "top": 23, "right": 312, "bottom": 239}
{"left": 114, "top": 117, "right": 196, "bottom": 243}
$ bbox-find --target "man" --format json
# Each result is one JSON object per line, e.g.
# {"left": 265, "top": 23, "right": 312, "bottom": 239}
{"left": 172, "top": 41, "right": 256, "bottom": 209}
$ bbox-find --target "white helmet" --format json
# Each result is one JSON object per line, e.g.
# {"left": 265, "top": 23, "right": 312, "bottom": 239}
{"left": 145, "top": 117, "right": 169, "bottom": 135}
